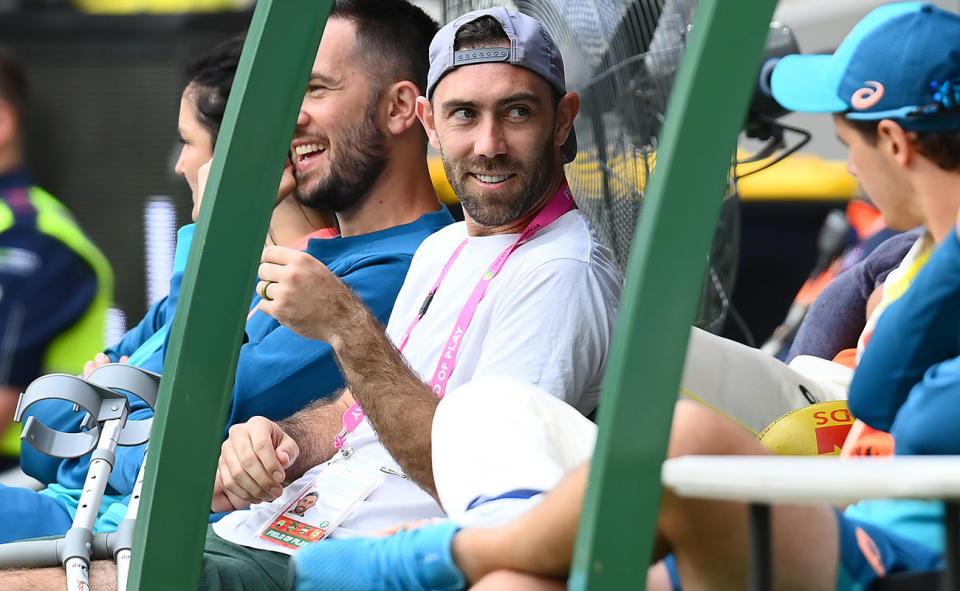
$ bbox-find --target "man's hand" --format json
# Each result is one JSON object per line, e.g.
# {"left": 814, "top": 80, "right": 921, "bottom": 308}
{"left": 215, "top": 416, "right": 300, "bottom": 508}
{"left": 212, "top": 470, "right": 253, "bottom": 513}
{"left": 197, "top": 159, "right": 213, "bottom": 209}
{"left": 82, "top": 353, "right": 129, "bottom": 378}
{"left": 276, "top": 159, "right": 296, "bottom": 206}
{"left": 256, "top": 246, "right": 368, "bottom": 343}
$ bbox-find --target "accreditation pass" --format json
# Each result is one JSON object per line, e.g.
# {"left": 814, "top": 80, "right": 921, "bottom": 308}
{"left": 258, "top": 462, "right": 381, "bottom": 552}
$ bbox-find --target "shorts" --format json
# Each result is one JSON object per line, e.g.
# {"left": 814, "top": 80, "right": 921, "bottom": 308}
{"left": 200, "top": 525, "right": 291, "bottom": 591}
{"left": 835, "top": 508, "right": 942, "bottom": 590}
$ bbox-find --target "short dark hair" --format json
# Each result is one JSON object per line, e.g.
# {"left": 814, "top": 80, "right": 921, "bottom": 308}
{"left": 303, "top": 491, "right": 319, "bottom": 499}
{"left": 450, "top": 15, "right": 560, "bottom": 105}
{"left": 184, "top": 36, "right": 244, "bottom": 146}
{"left": 330, "top": 0, "right": 438, "bottom": 94}
{"left": 846, "top": 117, "right": 960, "bottom": 171}
{"left": 0, "top": 50, "right": 27, "bottom": 121}
{"left": 452, "top": 14, "right": 509, "bottom": 51}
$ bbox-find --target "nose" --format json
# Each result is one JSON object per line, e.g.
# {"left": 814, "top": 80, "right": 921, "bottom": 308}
{"left": 174, "top": 146, "right": 186, "bottom": 177}
{"left": 474, "top": 117, "right": 506, "bottom": 159}
{"left": 296, "top": 103, "right": 310, "bottom": 128}
{"left": 845, "top": 156, "right": 857, "bottom": 178}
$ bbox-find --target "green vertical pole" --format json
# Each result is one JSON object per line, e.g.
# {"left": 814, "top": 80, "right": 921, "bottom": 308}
{"left": 127, "top": 2, "right": 332, "bottom": 589}
{"left": 569, "top": 0, "right": 778, "bottom": 588}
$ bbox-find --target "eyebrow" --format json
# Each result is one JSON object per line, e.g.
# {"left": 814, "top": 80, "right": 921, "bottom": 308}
{"left": 309, "top": 72, "right": 340, "bottom": 87}
{"left": 440, "top": 92, "right": 543, "bottom": 113}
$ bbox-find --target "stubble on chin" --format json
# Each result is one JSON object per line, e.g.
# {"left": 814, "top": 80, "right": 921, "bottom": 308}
{"left": 443, "top": 136, "right": 558, "bottom": 227}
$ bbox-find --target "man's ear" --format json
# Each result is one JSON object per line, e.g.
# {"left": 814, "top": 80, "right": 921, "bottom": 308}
{"left": 383, "top": 81, "right": 422, "bottom": 136}
{"left": 415, "top": 96, "right": 442, "bottom": 152}
{"left": 554, "top": 91, "right": 580, "bottom": 152}
{"left": 877, "top": 119, "right": 915, "bottom": 168}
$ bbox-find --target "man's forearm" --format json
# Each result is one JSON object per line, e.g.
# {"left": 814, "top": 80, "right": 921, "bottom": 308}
{"left": 256, "top": 250, "right": 441, "bottom": 495}
{"left": 278, "top": 393, "right": 351, "bottom": 483}
{"left": 330, "top": 305, "right": 439, "bottom": 498}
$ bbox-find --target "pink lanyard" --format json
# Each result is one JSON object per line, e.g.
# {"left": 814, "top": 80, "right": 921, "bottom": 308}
{"left": 333, "top": 182, "right": 575, "bottom": 450}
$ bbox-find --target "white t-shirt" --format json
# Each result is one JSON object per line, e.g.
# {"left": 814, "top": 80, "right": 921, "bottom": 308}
{"left": 388, "top": 209, "right": 620, "bottom": 414}
{"left": 214, "top": 209, "right": 620, "bottom": 550}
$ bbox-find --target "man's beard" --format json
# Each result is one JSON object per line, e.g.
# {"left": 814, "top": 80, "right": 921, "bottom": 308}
{"left": 442, "top": 133, "right": 558, "bottom": 228}
{"left": 294, "top": 99, "right": 388, "bottom": 213}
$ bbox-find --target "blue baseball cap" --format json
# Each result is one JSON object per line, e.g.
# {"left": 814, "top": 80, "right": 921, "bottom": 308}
{"left": 427, "top": 7, "right": 577, "bottom": 162}
{"left": 771, "top": 2, "right": 960, "bottom": 131}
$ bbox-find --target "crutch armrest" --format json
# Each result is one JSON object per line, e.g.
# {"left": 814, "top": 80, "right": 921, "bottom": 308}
{"left": 86, "top": 364, "right": 161, "bottom": 447}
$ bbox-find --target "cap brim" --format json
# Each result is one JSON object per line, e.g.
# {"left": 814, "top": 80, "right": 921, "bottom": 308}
{"left": 771, "top": 54, "right": 849, "bottom": 113}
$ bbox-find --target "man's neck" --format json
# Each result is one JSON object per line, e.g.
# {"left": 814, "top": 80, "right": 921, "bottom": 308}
{"left": 915, "top": 165, "right": 960, "bottom": 244}
{"left": 465, "top": 175, "right": 567, "bottom": 237}
{"left": 0, "top": 149, "right": 22, "bottom": 180}
{"left": 335, "top": 156, "right": 442, "bottom": 237}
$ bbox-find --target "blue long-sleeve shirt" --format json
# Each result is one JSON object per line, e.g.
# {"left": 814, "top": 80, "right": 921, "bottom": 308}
{"left": 17, "top": 224, "right": 192, "bottom": 485}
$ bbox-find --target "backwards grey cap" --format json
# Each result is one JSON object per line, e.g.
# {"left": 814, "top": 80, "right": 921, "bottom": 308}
{"left": 427, "top": 7, "right": 578, "bottom": 163}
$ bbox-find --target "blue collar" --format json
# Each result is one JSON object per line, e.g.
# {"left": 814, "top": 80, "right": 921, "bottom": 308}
{"left": 0, "top": 168, "right": 31, "bottom": 194}
{"left": 304, "top": 207, "right": 454, "bottom": 265}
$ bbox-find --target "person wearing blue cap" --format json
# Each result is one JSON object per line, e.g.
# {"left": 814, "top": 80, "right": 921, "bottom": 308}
{"left": 266, "top": 3, "right": 960, "bottom": 590}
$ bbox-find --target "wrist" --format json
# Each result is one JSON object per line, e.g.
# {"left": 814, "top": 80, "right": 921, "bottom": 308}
{"left": 451, "top": 527, "right": 500, "bottom": 584}
{"left": 329, "top": 305, "right": 384, "bottom": 354}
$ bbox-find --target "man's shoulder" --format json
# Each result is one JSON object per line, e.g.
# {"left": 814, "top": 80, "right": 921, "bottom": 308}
{"left": 418, "top": 219, "right": 468, "bottom": 249}
{"left": 405, "top": 220, "right": 468, "bottom": 267}
{"left": 520, "top": 210, "right": 612, "bottom": 270}
{"left": 489, "top": 211, "right": 620, "bottom": 304}
{"left": 310, "top": 210, "right": 457, "bottom": 271}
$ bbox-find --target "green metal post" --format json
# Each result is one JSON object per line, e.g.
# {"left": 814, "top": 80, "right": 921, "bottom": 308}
{"left": 568, "top": 0, "right": 778, "bottom": 588}
{"left": 127, "top": 2, "right": 331, "bottom": 589}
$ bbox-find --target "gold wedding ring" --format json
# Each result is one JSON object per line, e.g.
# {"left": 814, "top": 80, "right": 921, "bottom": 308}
{"left": 259, "top": 280, "right": 274, "bottom": 301}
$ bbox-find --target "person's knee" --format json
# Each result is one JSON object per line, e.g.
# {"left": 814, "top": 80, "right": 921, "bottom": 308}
{"left": 667, "top": 400, "right": 766, "bottom": 458}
